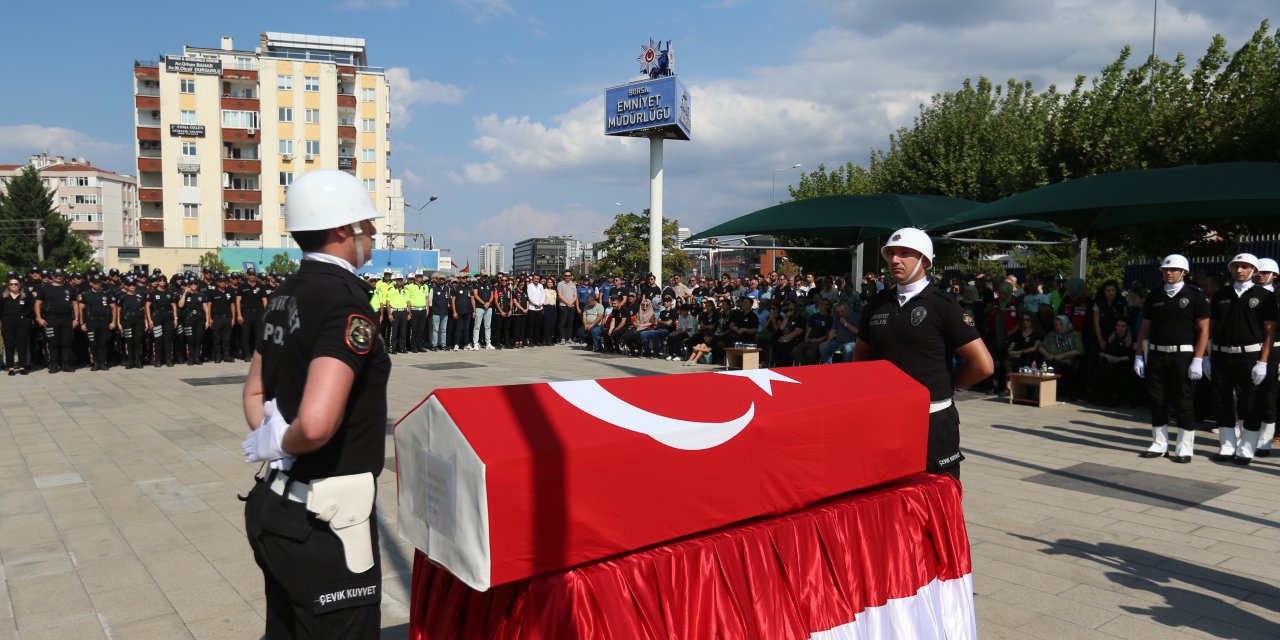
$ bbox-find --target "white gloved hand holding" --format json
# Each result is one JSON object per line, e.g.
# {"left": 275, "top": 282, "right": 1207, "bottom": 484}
{"left": 242, "top": 399, "right": 291, "bottom": 464}
{"left": 1188, "top": 357, "right": 1203, "bottom": 381}
{"left": 1133, "top": 355, "right": 1145, "bottom": 379}
{"left": 1251, "top": 360, "right": 1267, "bottom": 386}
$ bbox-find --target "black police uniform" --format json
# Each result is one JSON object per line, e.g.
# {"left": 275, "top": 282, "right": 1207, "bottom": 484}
{"left": 116, "top": 287, "right": 147, "bottom": 369}
{"left": 38, "top": 281, "right": 76, "bottom": 373}
{"left": 1142, "top": 285, "right": 1209, "bottom": 432}
{"left": 451, "top": 282, "right": 474, "bottom": 348}
{"left": 245, "top": 259, "right": 391, "bottom": 639}
{"left": 428, "top": 283, "right": 451, "bottom": 351}
{"left": 239, "top": 280, "right": 268, "bottom": 362}
{"left": 494, "top": 287, "right": 513, "bottom": 348}
{"left": 1, "top": 289, "right": 33, "bottom": 371}
{"left": 181, "top": 286, "right": 209, "bottom": 365}
{"left": 1209, "top": 283, "right": 1275, "bottom": 455}
{"left": 79, "top": 286, "right": 116, "bottom": 371}
{"left": 208, "top": 285, "right": 236, "bottom": 362}
{"left": 23, "top": 276, "right": 46, "bottom": 365}
{"left": 148, "top": 286, "right": 177, "bottom": 366}
{"left": 858, "top": 283, "right": 981, "bottom": 479}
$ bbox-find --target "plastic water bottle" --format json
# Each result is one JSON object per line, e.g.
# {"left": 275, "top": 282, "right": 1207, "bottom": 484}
{"left": 1031, "top": 361, "right": 1040, "bottom": 376}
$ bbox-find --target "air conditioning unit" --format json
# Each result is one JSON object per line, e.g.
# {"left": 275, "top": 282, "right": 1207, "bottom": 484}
{"left": 151, "top": 111, "right": 160, "bottom": 118}
{"left": 246, "top": 128, "right": 256, "bottom": 136}
{"left": 305, "top": 154, "right": 316, "bottom": 161}
{"left": 282, "top": 153, "right": 294, "bottom": 161}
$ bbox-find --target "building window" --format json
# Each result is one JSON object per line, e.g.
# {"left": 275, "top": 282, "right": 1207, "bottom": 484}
{"left": 232, "top": 207, "right": 258, "bottom": 220}
{"left": 180, "top": 110, "right": 197, "bottom": 125}
{"left": 304, "top": 76, "right": 320, "bottom": 92}
{"left": 305, "top": 140, "right": 320, "bottom": 156}
{"left": 362, "top": 178, "right": 376, "bottom": 193}
{"left": 74, "top": 194, "right": 99, "bottom": 205}
{"left": 60, "top": 196, "right": 68, "bottom": 205}
{"left": 75, "top": 176, "right": 92, "bottom": 187}
{"left": 184, "top": 235, "right": 199, "bottom": 248}
{"left": 279, "top": 140, "right": 293, "bottom": 155}
{"left": 182, "top": 174, "right": 198, "bottom": 187}
{"left": 361, "top": 118, "right": 376, "bottom": 133}
{"left": 183, "top": 204, "right": 199, "bottom": 218}
{"left": 278, "top": 107, "right": 293, "bottom": 123}
{"left": 235, "top": 57, "right": 253, "bottom": 70}
{"left": 360, "top": 87, "right": 376, "bottom": 102}
{"left": 279, "top": 172, "right": 294, "bottom": 186}
{"left": 180, "top": 78, "right": 196, "bottom": 93}
{"left": 280, "top": 235, "right": 296, "bottom": 249}
{"left": 305, "top": 108, "right": 320, "bottom": 124}
{"left": 277, "top": 75, "right": 293, "bottom": 90}
{"left": 181, "top": 142, "right": 197, "bottom": 156}
{"left": 228, "top": 176, "right": 257, "bottom": 190}
{"left": 222, "top": 110, "right": 259, "bottom": 129}
{"left": 361, "top": 148, "right": 375, "bottom": 163}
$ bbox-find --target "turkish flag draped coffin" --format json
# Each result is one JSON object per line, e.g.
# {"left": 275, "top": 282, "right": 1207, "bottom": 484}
{"left": 394, "top": 361, "right": 928, "bottom": 592}
{"left": 408, "top": 473, "right": 975, "bottom": 639}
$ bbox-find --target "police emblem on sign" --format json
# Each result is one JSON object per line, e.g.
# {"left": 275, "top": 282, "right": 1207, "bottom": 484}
{"left": 346, "top": 314, "right": 376, "bottom": 354}
{"left": 910, "top": 306, "right": 928, "bottom": 326}
{"left": 1250, "top": 297, "right": 1260, "bottom": 308}
{"left": 1179, "top": 297, "right": 1189, "bottom": 308}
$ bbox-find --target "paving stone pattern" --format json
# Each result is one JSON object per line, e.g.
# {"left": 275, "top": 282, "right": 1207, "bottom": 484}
{"left": 0, "top": 347, "right": 1277, "bottom": 639}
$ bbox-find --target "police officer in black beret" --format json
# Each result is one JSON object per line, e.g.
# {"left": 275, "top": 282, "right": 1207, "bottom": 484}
{"left": 854, "top": 228, "right": 994, "bottom": 480}
{"left": 241, "top": 169, "right": 390, "bottom": 638}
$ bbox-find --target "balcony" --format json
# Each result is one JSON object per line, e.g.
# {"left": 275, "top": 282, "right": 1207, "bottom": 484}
{"left": 139, "top": 218, "right": 164, "bottom": 233}
{"left": 137, "top": 127, "right": 161, "bottom": 141}
{"left": 135, "top": 95, "right": 160, "bottom": 110}
{"left": 133, "top": 64, "right": 158, "bottom": 79}
{"left": 224, "top": 189, "right": 263, "bottom": 204}
{"left": 222, "top": 158, "right": 261, "bottom": 174}
{"left": 221, "top": 96, "right": 260, "bottom": 111}
{"left": 337, "top": 65, "right": 356, "bottom": 76}
{"left": 338, "top": 125, "right": 357, "bottom": 140}
{"left": 223, "top": 219, "right": 262, "bottom": 234}
{"left": 139, "top": 188, "right": 163, "bottom": 202}
{"left": 223, "top": 68, "right": 258, "bottom": 81}
{"left": 137, "top": 157, "right": 162, "bottom": 172}
{"left": 337, "top": 94, "right": 357, "bottom": 109}
{"left": 222, "top": 128, "right": 259, "bottom": 142}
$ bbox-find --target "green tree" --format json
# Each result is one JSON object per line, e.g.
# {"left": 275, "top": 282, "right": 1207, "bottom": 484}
{"left": 266, "top": 252, "right": 299, "bottom": 275}
{"left": 594, "top": 212, "right": 691, "bottom": 279}
{"left": 197, "top": 250, "right": 230, "bottom": 274}
{"left": 0, "top": 165, "right": 92, "bottom": 269}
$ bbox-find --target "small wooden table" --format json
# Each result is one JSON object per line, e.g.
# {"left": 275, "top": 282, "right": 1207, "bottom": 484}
{"left": 723, "top": 347, "right": 763, "bottom": 371}
{"left": 1007, "top": 372, "right": 1062, "bottom": 407}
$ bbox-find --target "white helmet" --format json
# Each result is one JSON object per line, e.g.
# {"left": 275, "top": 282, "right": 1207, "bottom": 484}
{"left": 1159, "top": 254, "right": 1189, "bottom": 272}
{"left": 881, "top": 228, "right": 934, "bottom": 268}
{"left": 284, "top": 169, "right": 381, "bottom": 232}
{"left": 1229, "top": 253, "right": 1259, "bottom": 271}
{"left": 1258, "top": 258, "right": 1279, "bottom": 275}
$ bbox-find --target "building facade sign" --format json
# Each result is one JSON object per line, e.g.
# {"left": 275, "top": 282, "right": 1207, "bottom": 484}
{"left": 169, "top": 124, "right": 206, "bottom": 138}
{"left": 165, "top": 56, "right": 222, "bottom": 75}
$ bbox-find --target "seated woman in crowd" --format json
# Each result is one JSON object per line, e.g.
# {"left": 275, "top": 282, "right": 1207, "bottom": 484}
{"left": 626, "top": 299, "right": 658, "bottom": 357}
{"left": 1038, "top": 314, "right": 1085, "bottom": 400}
{"left": 1096, "top": 317, "right": 1138, "bottom": 406}
{"left": 1006, "top": 312, "right": 1042, "bottom": 374}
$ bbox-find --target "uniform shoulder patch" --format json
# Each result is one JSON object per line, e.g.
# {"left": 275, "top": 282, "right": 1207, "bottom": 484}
{"left": 345, "top": 314, "right": 376, "bottom": 354}
{"left": 963, "top": 312, "right": 975, "bottom": 327}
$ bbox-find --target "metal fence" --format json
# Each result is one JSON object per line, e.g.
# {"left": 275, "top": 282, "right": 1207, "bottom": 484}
{"left": 1122, "top": 234, "right": 1280, "bottom": 291}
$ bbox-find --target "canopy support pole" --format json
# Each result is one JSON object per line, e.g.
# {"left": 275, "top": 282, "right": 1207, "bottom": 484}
{"left": 1073, "top": 236, "right": 1089, "bottom": 280}
{"left": 853, "top": 243, "right": 863, "bottom": 279}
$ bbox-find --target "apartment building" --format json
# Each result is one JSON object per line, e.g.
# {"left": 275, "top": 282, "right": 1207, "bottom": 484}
{"left": 132, "top": 32, "right": 398, "bottom": 251}
{"left": 478, "top": 243, "right": 504, "bottom": 275}
{"left": 0, "top": 154, "right": 138, "bottom": 259}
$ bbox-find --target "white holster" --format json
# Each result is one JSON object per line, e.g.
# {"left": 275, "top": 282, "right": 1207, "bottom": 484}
{"left": 306, "top": 472, "right": 376, "bottom": 573}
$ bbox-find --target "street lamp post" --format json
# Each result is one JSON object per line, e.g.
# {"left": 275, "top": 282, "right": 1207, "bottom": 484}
{"left": 771, "top": 163, "right": 802, "bottom": 205}
{"left": 406, "top": 195, "right": 439, "bottom": 249}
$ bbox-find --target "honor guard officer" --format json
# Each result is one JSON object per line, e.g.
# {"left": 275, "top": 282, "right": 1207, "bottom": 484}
{"left": 1254, "top": 258, "right": 1279, "bottom": 457}
{"left": 238, "top": 268, "right": 269, "bottom": 363}
{"left": 114, "top": 276, "right": 147, "bottom": 369}
{"left": 35, "top": 268, "right": 77, "bottom": 373}
{"left": 853, "top": 228, "right": 994, "bottom": 480}
{"left": 208, "top": 275, "right": 236, "bottom": 362}
{"left": 240, "top": 169, "right": 391, "bottom": 639}
{"left": 1133, "top": 254, "right": 1209, "bottom": 462}
{"left": 1206, "top": 253, "right": 1276, "bottom": 465}
{"left": 76, "top": 274, "right": 117, "bottom": 371}
{"left": 406, "top": 273, "right": 429, "bottom": 352}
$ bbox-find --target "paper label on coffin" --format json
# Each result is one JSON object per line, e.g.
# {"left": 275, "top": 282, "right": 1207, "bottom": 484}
{"left": 394, "top": 361, "right": 929, "bottom": 591}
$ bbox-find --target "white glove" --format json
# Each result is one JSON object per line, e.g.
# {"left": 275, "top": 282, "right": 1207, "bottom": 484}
{"left": 242, "top": 399, "right": 292, "bottom": 465}
{"left": 1188, "top": 357, "right": 1203, "bottom": 381}
{"left": 1133, "top": 355, "right": 1145, "bottom": 379}
{"left": 1202, "top": 357, "right": 1211, "bottom": 380}
{"left": 1251, "top": 360, "right": 1267, "bottom": 386}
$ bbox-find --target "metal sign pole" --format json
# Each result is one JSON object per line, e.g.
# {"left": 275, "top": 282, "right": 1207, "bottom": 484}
{"left": 649, "top": 136, "right": 663, "bottom": 278}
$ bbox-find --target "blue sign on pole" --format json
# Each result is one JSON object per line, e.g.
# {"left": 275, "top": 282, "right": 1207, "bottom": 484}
{"left": 603, "top": 75, "right": 691, "bottom": 141}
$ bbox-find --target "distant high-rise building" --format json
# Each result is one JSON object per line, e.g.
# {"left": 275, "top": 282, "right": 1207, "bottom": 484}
{"left": 677, "top": 227, "right": 691, "bottom": 245}
{"left": 511, "top": 236, "right": 575, "bottom": 277}
{"left": 0, "top": 154, "right": 139, "bottom": 260}
{"left": 132, "top": 32, "right": 394, "bottom": 250}
{"left": 478, "top": 243, "right": 504, "bottom": 275}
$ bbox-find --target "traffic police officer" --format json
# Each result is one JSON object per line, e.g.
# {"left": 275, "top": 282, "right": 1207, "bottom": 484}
{"left": 1206, "top": 253, "right": 1275, "bottom": 465}
{"left": 77, "top": 273, "right": 117, "bottom": 371}
{"left": 35, "top": 268, "right": 77, "bottom": 373}
{"left": 241, "top": 169, "right": 390, "bottom": 638}
{"left": 386, "top": 275, "right": 410, "bottom": 354}
{"left": 406, "top": 272, "right": 429, "bottom": 352}
{"left": 853, "top": 228, "right": 994, "bottom": 480}
{"left": 1133, "top": 254, "right": 1209, "bottom": 462}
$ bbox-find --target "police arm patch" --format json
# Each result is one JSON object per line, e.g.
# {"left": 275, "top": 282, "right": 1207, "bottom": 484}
{"left": 345, "top": 314, "right": 376, "bottom": 354}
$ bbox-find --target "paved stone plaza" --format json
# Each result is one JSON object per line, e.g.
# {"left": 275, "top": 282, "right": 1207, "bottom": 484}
{"left": 0, "top": 347, "right": 1277, "bottom": 639}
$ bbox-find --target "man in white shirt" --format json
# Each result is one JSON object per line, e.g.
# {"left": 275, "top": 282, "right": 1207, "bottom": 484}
{"left": 526, "top": 278, "right": 545, "bottom": 347}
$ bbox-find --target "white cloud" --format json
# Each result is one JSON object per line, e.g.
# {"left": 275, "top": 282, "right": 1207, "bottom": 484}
{"left": 0, "top": 125, "right": 132, "bottom": 174}
{"left": 385, "top": 67, "right": 469, "bottom": 127}
{"left": 475, "top": 202, "right": 610, "bottom": 243}
{"left": 454, "top": 0, "right": 514, "bottom": 21}
{"left": 399, "top": 168, "right": 428, "bottom": 188}
{"left": 462, "top": 162, "right": 504, "bottom": 184}
{"left": 334, "top": 0, "right": 406, "bottom": 9}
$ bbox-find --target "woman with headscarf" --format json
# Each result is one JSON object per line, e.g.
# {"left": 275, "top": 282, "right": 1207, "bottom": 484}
{"left": 1038, "top": 314, "right": 1086, "bottom": 400}
{"left": 626, "top": 298, "right": 657, "bottom": 357}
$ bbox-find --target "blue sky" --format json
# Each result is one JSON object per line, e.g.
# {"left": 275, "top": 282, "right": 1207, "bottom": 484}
{"left": 0, "top": 0, "right": 1271, "bottom": 265}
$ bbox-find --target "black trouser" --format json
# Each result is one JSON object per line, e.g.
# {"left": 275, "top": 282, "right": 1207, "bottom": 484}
{"left": 927, "top": 403, "right": 963, "bottom": 480}
{"left": 557, "top": 305, "right": 573, "bottom": 342}
{"left": 666, "top": 331, "right": 689, "bottom": 357}
{"left": 2, "top": 317, "right": 30, "bottom": 369}
{"left": 121, "top": 315, "right": 145, "bottom": 368}
{"left": 1146, "top": 350, "right": 1195, "bottom": 429}
{"left": 491, "top": 312, "right": 507, "bottom": 348}
{"left": 526, "top": 309, "right": 543, "bottom": 345}
{"left": 452, "top": 312, "right": 472, "bottom": 348}
{"left": 184, "top": 313, "right": 206, "bottom": 363}
{"left": 28, "top": 316, "right": 45, "bottom": 365}
{"left": 1212, "top": 351, "right": 1260, "bottom": 431}
{"left": 44, "top": 315, "right": 74, "bottom": 371}
{"left": 85, "top": 317, "right": 112, "bottom": 370}
{"left": 244, "top": 480, "right": 381, "bottom": 640}
{"left": 241, "top": 309, "right": 262, "bottom": 362}
{"left": 543, "top": 308, "right": 557, "bottom": 345}
{"left": 211, "top": 315, "right": 233, "bottom": 361}
{"left": 150, "top": 318, "right": 175, "bottom": 365}
{"left": 389, "top": 309, "right": 408, "bottom": 353}
{"left": 509, "top": 314, "right": 525, "bottom": 346}
{"left": 409, "top": 309, "right": 427, "bottom": 352}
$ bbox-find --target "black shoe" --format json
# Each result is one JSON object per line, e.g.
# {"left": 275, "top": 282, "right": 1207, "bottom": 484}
{"left": 18, "top": 369, "right": 28, "bottom": 375}
{"left": 48, "top": 366, "right": 59, "bottom": 374}
{"left": 6, "top": 369, "right": 14, "bottom": 377}
{"left": 1232, "top": 455, "right": 1253, "bottom": 466}
{"left": 1171, "top": 455, "right": 1191, "bottom": 464}
{"left": 1138, "top": 450, "right": 1165, "bottom": 458}
{"left": 91, "top": 364, "right": 99, "bottom": 372}
{"left": 1210, "top": 453, "right": 1235, "bottom": 462}
{"left": 166, "top": 362, "right": 174, "bottom": 367}
{"left": 1257, "top": 450, "right": 1272, "bottom": 458}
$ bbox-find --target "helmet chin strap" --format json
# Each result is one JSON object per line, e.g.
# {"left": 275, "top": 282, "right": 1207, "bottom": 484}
{"left": 350, "top": 222, "right": 366, "bottom": 267}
